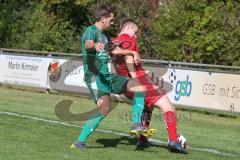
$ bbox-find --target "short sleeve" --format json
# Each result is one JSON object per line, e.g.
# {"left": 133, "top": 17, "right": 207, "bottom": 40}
{"left": 120, "top": 35, "right": 136, "bottom": 51}
{"left": 84, "top": 29, "right": 97, "bottom": 42}
{"left": 121, "top": 40, "right": 135, "bottom": 50}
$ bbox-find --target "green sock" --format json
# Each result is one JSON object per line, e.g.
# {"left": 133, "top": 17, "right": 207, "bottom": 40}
{"left": 131, "top": 92, "right": 145, "bottom": 124}
{"left": 77, "top": 111, "right": 104, "bottom": 143}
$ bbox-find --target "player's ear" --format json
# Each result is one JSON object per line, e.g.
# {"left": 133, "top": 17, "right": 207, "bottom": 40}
{"left": 100, "top": 17, "right": 105, "bottom": 23}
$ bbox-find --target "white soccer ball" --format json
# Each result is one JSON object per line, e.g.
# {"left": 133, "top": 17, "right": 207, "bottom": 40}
{"left": 178, "top": 135, "right": 187, "bottom": 149}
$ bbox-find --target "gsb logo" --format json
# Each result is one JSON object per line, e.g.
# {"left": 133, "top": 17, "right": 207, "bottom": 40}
{"left": 175, "top": 75, "right": 192, "bottom": 101}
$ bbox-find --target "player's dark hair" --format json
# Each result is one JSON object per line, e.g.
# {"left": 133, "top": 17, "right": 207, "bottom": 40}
{"left": 120, "top": 18, "right": 136, "bottom": 30}
{"left": 95, "top": 5, "right": 116, "bottom": 22}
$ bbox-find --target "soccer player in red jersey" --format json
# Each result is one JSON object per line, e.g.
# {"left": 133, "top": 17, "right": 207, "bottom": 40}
{"left": 111, "top": 18, "right": 187, "bottom": 154}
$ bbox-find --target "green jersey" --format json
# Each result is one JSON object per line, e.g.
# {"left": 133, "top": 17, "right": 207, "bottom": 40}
{"left": 82, "top": 25, "right": 110, "bottom": 77}
{"left": 82, "top": 25, "right": 130, "bottom": 103}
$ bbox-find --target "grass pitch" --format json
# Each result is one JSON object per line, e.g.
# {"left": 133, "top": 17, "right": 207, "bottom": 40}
{"left": 0, "top": 87, "right": 239, "bottom": 160}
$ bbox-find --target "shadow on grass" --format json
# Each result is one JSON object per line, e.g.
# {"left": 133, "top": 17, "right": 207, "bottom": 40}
{"left": 89, "top": 136, "right": 169, "bottom": 152}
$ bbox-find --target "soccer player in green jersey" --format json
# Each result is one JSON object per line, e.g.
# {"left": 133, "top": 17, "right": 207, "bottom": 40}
{"left": 71, "top": 5, "right": 152, "bottom": 149}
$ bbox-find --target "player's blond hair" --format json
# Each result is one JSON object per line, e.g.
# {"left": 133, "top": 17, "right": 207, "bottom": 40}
{"left": 120, "top": 19, "right": 137, "bottom": 29}
{"left": 119, "top": 18, "right": 138, "bottom": 35}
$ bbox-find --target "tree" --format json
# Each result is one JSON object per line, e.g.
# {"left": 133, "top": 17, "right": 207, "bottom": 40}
{"left": 0, "top": 0, "right": 89, "bottom": 52}
{"left": 1, "top": 0, "right": 239, "bottom": 66}
{"left": 153, "top": 0, "right": 240, "bottom": 65}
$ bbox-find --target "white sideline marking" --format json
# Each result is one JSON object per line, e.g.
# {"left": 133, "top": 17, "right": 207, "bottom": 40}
{"left": 0, "top": 111, "right": 238, "bottom": 157}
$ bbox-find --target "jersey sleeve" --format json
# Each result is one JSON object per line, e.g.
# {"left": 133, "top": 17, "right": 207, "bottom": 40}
{"left": 120, "top": 35, "right": 136, "bottom": 51}
{"left": 84, "top": 29, "right": 97, "bottom": 42}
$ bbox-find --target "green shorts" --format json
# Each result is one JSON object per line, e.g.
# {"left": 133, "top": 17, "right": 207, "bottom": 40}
{"left": 84, "top": 73, "right": 130, "bottom": 103}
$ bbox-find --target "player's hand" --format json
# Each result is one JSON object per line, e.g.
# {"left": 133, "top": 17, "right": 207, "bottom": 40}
{"left": 94, "top": 42, "right": 105, "bottom": 52}
{"left": 132, "top": 51, "right": 141, "bottom": 65}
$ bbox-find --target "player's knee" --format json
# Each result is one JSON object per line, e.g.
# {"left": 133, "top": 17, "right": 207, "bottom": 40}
{"left": 97, "top": 96, "right": 111, "bottom": 115}
{"left": 136, "top": 82, "right": 146, "bottom": 92}
{"left": 127, "top": 79, "right": 146, "bottom": 92}
{"left": 98, "top": 103, "right": 111, "bottom": 115}
{"left": 155, "top": 95, "right": 176, "bottom": 112}
{"left": 102, "top": 108, "right": 111, "bottom": 116}
{"left": 164, "top": 105, "right": 175, "bottom": 113}
{"left": 103, "top": 103, "right": 111, "bottom": 114}
{"left": 141, "top": 85, "right": 146, "bottom": 92}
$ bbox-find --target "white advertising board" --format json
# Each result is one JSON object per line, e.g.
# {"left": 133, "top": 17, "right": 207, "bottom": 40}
{"left": 166, "top": 68, "right": 240, "bottom": 112}
{"left": 1, "top": 53, "right": 239, "bottom": 112}
{"left": 0, "top": 54, "right": 51, "bottom": 88}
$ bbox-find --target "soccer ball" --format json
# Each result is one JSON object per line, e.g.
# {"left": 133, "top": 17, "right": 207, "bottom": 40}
{"left": 168, "top": 69, "right": 177, "bottom": 83}
{"left": 178, "top": 135, "right": 187, "bottom": 149}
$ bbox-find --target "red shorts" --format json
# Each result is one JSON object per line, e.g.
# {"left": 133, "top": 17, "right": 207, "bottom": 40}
{"left": 124, "top": 70, "right": 166, "bottom": 108}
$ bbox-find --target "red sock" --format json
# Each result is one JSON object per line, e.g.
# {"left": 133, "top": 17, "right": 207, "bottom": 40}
{"left": 139, "top": 134, "right": 147, "bottom": 142}
{"left": 164, "top": 111, "right": 178, "bottom": 143}
{"left": 140, "top": 107, "right": 153, "bottom": 142}
{"left": 141, "top": 107, "right": 152, "bottom": 128}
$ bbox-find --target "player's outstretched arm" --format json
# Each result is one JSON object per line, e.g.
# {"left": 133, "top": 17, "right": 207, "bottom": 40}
{"left": 125, "top": 55, "right": 137, "bottom": 78}
{"left": 111, "top": 46, "right": 140, "bottom": 64}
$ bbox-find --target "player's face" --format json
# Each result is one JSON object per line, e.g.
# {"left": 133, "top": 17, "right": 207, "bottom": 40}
{"left": 125, "top": 25, "right": 138, "bottom": 37}
{"left": 103, "top": 13, "right": 115, "bottom": 29}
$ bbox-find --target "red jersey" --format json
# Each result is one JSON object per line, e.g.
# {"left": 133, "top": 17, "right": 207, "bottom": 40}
{"left": 111, "top": 34, "right": 166, "bottom": 108}
{"left": 111, "top": 34, "right": 144, "bottom": 77}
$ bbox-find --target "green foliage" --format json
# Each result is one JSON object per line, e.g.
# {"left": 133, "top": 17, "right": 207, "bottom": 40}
{"left": 153, "top": 0, "right": 240, "bottom": 65}
{"left": 10, "top": 3, "right": 76, "bottom": 52}
{"left": 0, "top": 0, "right": 85, "bottom": 52}
{"left": 0, "top": 0, "right": 239, "bottom": 65}
{"left": 84, "top": 0, "right": 159, "bottom": 58}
